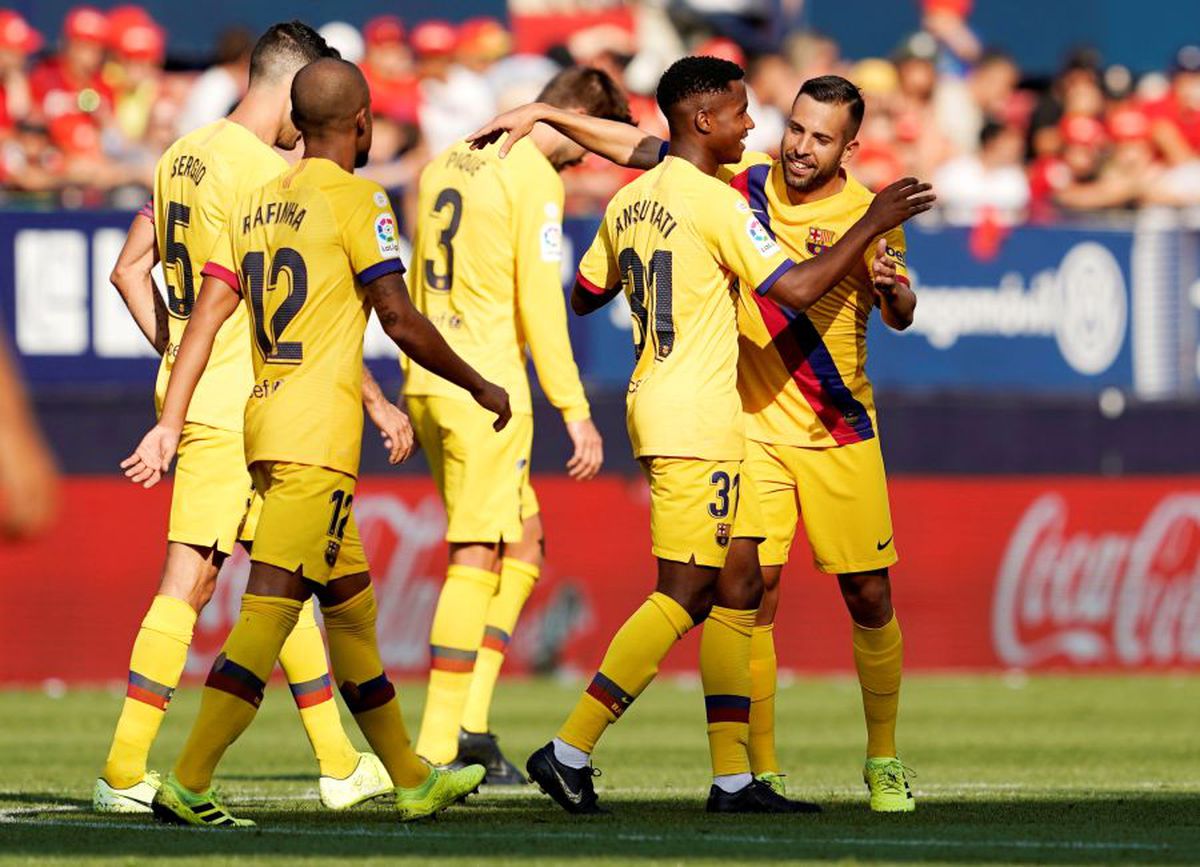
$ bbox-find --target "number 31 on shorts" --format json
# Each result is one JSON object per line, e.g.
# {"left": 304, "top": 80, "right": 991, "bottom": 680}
{"left": 708, "top": 471, "right": 740, "bottom": 518}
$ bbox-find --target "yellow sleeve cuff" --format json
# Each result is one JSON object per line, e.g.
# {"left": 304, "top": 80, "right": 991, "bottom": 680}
{"left": 560, "top": 404, "right": 592, "bottom": 423}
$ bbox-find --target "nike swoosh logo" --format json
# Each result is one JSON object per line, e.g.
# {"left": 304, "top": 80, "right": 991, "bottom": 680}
{"left": 876, "top": 535, "right": 894, "bottom": 551}
{"left": 550, "top": 764, "right": 584, "bottom": 805}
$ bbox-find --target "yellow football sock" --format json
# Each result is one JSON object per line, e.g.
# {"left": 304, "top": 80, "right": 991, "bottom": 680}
{"left": 323, "top": 586, "right": 428, "bottom": 788}
{"left": 558, "top": 592, "right": 693, "bottom": 754}
{"left": 174, "top": 594, "right": 302, "bottom": 793}
{"left": 278, "top": 598, "right": 360, "bottom": 780}
{"left": 700, "top": 606, "right": 755, "bottom": 777}
{"left": 461, "top": 557, "right": 538, "bottom": 734}
{"left": 415, "top": 564, "right": 499, "bottom": 764}
{"left": 103, "top": 594, "right": 196, "bottom": 788}
{"left": 748, "top": 623, "right": 779, "bottom": 775}
{"left": 853, "top": 614, "right": 903, "bottom": 759}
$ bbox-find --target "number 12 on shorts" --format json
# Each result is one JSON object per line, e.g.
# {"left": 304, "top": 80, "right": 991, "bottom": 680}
{"left": 327, "top": 489, "right": 354, "bottom": 539}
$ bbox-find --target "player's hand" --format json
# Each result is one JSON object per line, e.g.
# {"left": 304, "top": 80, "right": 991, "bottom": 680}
{"left": 863, "top": 177, "right": 936, "bottom": 234}
{"left": 871, "top": 237, "right": 898, "bottom": 304}
{"left": 0, "top": 427, "right": 59, "bottom": 539}
{"left": 473, "top": 381, "right": 511, "bottom": 431}
{"left": 564, "top": 417, "right": 603, "bottom": 481}
{"left": 120, "top": 424, "right": 180, "bottom": 489}
{"left": 465, "top": 103, "right": 548, "bottom": 158}
{"left": 366, "top": 399, "right": 415, "bottom": 465}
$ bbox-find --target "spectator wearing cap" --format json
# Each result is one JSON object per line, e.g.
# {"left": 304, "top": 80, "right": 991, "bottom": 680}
{"left": 104, "top": 8, "right": 165, "bottom": 143}
{"left": 177, "top": 26, "right": 252, "bottom": 134}
{"left": 934, "top": 118, "right": 1030, "bottom": 225}
{"left": 361, "top": 15, "right": 419, "bottom": 125}
{"left": 1145, "top": 45, "right": 1200, "bottom": 166}
{"left": 412, "top": 20, "right": 496, "bottom": 156}
{"left": 0, "top": 11, "right": 42, "bottom": 134}
{"left": 934, "top": 49, "right": 1019, "bottom": 156}
{"left": 30, "top": 6, "right": 113, "bottom": 131}
{"left": 892, "top": 32, "right": 953, "bottom": 179}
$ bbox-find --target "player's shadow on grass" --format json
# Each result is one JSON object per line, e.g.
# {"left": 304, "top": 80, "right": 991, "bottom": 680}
{"left": 220, "top": 773, "right": 314, "bottom": 782}
{"left": 3, "top": 795, "right": 1198, "bottom": 863}
{"left": 0, "top": 790, "right": 91, "bottom": 809}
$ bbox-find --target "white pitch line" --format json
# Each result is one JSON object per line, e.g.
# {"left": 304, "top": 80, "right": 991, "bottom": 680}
{"left": 0, "top": 811, "right": 1171, "bottom": 852}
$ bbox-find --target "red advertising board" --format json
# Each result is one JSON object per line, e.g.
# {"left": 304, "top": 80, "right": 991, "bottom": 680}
{"left": 1, "top": 475, "right": 1198, "bottom": 684}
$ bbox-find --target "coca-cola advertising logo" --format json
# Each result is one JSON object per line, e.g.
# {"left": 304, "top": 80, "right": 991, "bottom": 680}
{"left": 993, "top": 493, "right": 1200, "bottom": 668}
{"left": 188, "top": 491, "right": 592, "bottom": 676}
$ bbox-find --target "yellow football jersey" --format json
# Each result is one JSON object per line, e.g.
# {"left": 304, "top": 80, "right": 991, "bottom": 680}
{"left": 403, "top": 138, "right": 589, "bottom": 421}
{"left": 152, "top": 119, "right": 288, "bottom": 432}
{"left": 721, "top": 153, "right": 908, "bottom": 448}
{"left": 577, "top": 156, "right": 793, "bottom": 461}
{"left": 204, "top": 157, "right": 405, "bottom": 477}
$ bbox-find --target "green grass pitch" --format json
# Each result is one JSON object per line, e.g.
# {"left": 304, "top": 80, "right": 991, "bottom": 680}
{"left": 1, "top": 674, "right": 1197, "bottom": 865}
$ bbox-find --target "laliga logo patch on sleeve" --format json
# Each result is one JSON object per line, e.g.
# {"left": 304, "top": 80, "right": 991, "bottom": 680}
{"left": 540, "top": 220, "right": 563, "bottom": 263}
{"left": 746, "top": 216, "right": 780, "bottom": 257}
{"left": 375, "top": 212, "right": 400, "bottom": 259}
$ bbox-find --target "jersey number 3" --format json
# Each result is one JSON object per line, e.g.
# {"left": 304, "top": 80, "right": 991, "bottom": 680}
{"left": 424, "top": 188, "right": 462, "bottom": 293}
{"left": 243, "top": 248, "right": 308, "bottom": 364}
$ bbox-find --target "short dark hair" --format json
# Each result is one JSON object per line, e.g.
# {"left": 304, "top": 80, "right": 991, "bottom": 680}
{"left": 538, "top": 66, "right": 633, "bottom": 124}
{"left": 656, "top": 55, "right": 745, "bottom": 115}
{"left": 797, "top": 75, "right": 865, "bottom": 139}
{"left": 249, "top": 20, "right": 339, "bottom": 86}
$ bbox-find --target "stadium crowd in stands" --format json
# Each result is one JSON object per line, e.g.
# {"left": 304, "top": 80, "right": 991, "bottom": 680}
{"left": 1, "top": 4, "right": 1199, "bottom": 223}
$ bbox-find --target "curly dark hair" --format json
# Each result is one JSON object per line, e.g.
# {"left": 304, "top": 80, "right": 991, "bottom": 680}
{"left": 249, "top": 20, "right": 339, "bottom": 86}
{"left": 655, "top": 55, "right": 745, "bottom": 116}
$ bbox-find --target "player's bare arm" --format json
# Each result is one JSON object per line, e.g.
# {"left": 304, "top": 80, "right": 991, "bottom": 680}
{"left": 468, "top": 103, "right": 664, "bottom": 170}
{"left": 870, "top": 238, "right": 916, "bottom": 331}
{"left": 364, "top": 269, "right": 511, "bottom": 430}
{"left": 121, "top": 274, "right": 240, "bottom": 488}
{"left": 768, "top": 177, "right": 935, "bottom": 312}
{"left": 361, "top": 363, "right": 415, "bottom": 465}
{"left": 570, "top": 279, "right": 623, "bottom": 316}
{"left": 109, "top": 210, "right": 169, "bottom": 355}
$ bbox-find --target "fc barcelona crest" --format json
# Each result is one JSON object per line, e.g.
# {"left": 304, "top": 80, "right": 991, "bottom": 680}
{"left": 807, "top": 226, "right": 837, "bottom": 255}
{"left": 716, "top": 522, "right": 731, "bottom": 548}
{"left": 324, "top": 540, "right": 341, "bottom": 567}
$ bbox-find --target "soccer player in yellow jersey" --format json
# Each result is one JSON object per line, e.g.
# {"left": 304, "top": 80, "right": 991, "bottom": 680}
{"left": 97, "top": 22, "right": 403, "bottom": 814}
{"left": 122, "top": 58, "right": 510, "bottom": 827}
{"left": 471, "top": 72, "right": 930, "bottom": 812}
{"left": 512, "top": 57, "right": 931, "bottom": 814}
{"left": 406, "top": 67, "right": 629, "bottom": 783}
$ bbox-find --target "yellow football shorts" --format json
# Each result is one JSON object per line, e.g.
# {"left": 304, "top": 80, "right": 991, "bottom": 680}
{"left": 408, "top": 395, "right": 537, "bottom": 544}
{"left": 640, "top": 456, "right": 750, "bottom": 568}
{"left": 168, "top": 422, "right": 261, "bottom": 555}
{"left": 739, "top": 436, "right": 897, "bottom": 574}
{"left": 247, "top": 461, "right": 369, "bottom": 585}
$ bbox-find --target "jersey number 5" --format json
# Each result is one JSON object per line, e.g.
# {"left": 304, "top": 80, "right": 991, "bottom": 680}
{"left": 620, "top": 248, "right": 675, "bottom": 362}
{"left": 424, "top": 188, "right": 462, "bottom": 293}
{"left": 243, "top": 248, "right": 308, "bottom": 364}
{"left": 164, "top": 201, "right": 194, "bottom": 318}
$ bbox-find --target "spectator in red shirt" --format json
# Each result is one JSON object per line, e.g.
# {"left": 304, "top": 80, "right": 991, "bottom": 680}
{"left": 361, "top": 15, "right": 419, "bottom": 125}
{"left": 1146, "top": 45, "right": 1200, "bottom": 165}
{"left": 0, "top": 11, "right": 42, "bottom": 134}
{"left": 30, "top": 5, "right": 113, "bottom": 154}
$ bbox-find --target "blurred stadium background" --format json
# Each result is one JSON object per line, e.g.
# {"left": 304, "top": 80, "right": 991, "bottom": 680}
{"left": 2, "top": 0, "right": 1200, "bottom": 690}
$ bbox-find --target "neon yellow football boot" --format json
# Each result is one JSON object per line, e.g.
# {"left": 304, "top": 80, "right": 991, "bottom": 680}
{"left": 863, "top": 757, "right": 916, "bottom": 812}
{"left": 151, "top": 772, "right": 255, "bottom": 828}
{"left": 394, "top": 764, "right": 485, "bottom": 821}
{"left": 754, "top": 771, "right": 787, "bottom": 797}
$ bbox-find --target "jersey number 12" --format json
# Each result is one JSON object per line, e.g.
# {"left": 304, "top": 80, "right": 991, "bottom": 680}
{"left": 243, "top": 248, "right": 308, "bottom": 364}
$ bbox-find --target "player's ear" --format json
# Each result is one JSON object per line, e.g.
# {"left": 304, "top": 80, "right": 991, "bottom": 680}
{"left": 841, "top": 137, "right": 859, "bottom": 166}
{"left": 695, "top": 107, "right": 712, "bottom": 135}
{"left": 356, "top": 107, "right": 368, "bottom": 136}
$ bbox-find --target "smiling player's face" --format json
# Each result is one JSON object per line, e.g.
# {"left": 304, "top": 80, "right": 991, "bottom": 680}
{"left": 780, "top": 94, "right": 856, "bottom": 193}
{"left": 703, "top": 80, "right": 754, "bottom": 165}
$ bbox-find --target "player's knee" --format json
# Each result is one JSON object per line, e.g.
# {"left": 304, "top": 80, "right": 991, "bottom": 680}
{"left": 714, "top": 564, "right": 762, "bottom": 611}
{"left": 158, "top": 548, "right": 222, "bottom": 613}
{"left": 839, "top": 570, "right": 893, "bottom": 626}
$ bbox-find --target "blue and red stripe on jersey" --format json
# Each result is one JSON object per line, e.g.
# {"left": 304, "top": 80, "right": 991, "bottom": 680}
{"left": 481, "top": 626, "right": 511, "bottom": 654}
{"left": 429, "top": 644, "right": 477, "bottom": 673}
{"left": 729, "top": 164, "right": 875, "bottom": 445}
{"left": 338, "top": 672, "right": 396, "bottom": 714}
{"left": 288, "top": 673, "right": 334, "bottom": 709}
